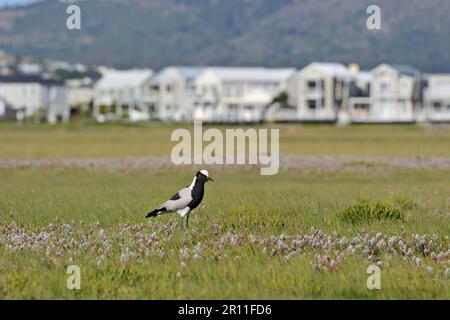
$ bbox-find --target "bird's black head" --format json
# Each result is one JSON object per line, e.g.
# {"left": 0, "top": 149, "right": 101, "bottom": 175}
{"left": 196, "top": 170, "right": 214, "bottom": 183}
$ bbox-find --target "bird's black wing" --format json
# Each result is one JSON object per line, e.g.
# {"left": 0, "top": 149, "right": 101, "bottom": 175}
{"left": 170, "top": 192, "right": 181, "bottom": 201}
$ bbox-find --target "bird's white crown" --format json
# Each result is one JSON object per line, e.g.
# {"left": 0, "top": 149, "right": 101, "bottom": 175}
{"left": 200, "top": 169, "right": 209, "bottom": 177}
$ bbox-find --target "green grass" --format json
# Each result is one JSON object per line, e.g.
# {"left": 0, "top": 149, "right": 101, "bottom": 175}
{"left": 0, "top": 123, "right": 449, "bottom": 299}
{"left": 0, "top": 168, "right": 449, "bottom": 299}
{"left": 1, "top": 123, "right": 450, "bottom": 157}
{"left": 338, "top": 200, "right": 404, "bottom": 223}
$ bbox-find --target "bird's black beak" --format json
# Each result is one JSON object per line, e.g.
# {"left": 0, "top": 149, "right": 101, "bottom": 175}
{"left": 208, "top": 177, "right": 214, "bottom": 182}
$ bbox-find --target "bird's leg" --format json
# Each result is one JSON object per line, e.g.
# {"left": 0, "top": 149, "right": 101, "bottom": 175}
{"left": 185, "top": 214, "right": 190, "bottom": 229}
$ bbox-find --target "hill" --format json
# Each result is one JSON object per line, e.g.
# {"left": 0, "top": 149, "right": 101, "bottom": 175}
{"left": 0, "top": 0, "right": 449, "bottom": 71}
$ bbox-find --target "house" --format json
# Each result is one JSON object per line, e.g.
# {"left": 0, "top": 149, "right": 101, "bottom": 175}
{"left": 293, "top": 63, "right": 352, "bottom": 122}
{"left": 93, "top": 69, "right": 155, "bottom": 122}
{"left": 0, "top": 97, "right": 18, "bottom": 121}
{"left": 151, "top": 66, "right": 205, "bottom": 122}
{"left": 194, "top": 67, "right": 296, "bottom": 123}
{"left": 66, "top": 78, "right": 94, "bottom": 109}
{"left": 0, "top": 51, "right": 15, "bottom": 76}
{"left": 422, "top": 74, "right": 450, "bottom": 122}
{"left": 17, "top": 63, "right": 42, "bottom": 75}
{"left": 347, "top": 64, "right": 425, "bottom": 123}
{"left": 347, "top": 69, "right": 373, "bottom": 123}
{"left": 0, "top": 97, "right": 5, "bottom": 118}
{"left": 0, "top": 75, "right": 45, "bottom": 117}
{"left": 0, "top": 75, "right": 69, "bottom": 123}
{"left": 367, "top": 64, "right": 422, "bottom": 123}
{"left": 264, "top": 105, "right": 298, "bottom": 123}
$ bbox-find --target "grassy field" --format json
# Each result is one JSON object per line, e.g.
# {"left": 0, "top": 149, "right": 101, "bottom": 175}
{"left": 1, "top": 123, "right": 450, "bottom": 157}
{"left": 0, "top": 124, "right": 449, "bottom": 299}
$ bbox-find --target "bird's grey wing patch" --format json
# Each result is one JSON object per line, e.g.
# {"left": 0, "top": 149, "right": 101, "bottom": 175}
{"left": 158, "top": 187, "right": 192, "bottom": 212}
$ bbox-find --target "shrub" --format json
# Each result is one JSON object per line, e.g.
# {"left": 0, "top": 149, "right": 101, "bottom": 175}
{"left": 338, "top": 200, "right": 404, "bottom": 223}
{"left": 393, "top": 196, "right": 416, "bottom": 211}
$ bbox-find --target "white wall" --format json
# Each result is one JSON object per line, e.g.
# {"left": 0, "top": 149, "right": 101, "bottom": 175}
{"left": 194, "top": 71, "right": 222, "bottom": 121}
{"left": 371, "top": 66, "right": 415, "bottom": 122}
{"left": 47, "top": 86, "right": 70, "bottom": 124}
{"left": 424, "top": 74, "right": 450, "bottom": 121}
{"left": 67, "top": 86, "right": 94, "bottom": 107}
{"left": 0, "top": 82, "right": 43, "bottom": 115}
{"left": 0, "top": 99, "right": 5, "bottom": 117}
{"left": 194, "top": 69, "right": 294, "bottom": 122}
{"left": 296, "top": 66, "right": 339, "bottom": 121}
{"left": 0, "top": 82, "right": 69, "bottom": 123}
{"left": 157, "top": 68, "right": 193, "bottom": 122}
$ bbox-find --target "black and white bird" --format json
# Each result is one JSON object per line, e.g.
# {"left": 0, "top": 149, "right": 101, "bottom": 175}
{"left": 145, "top": 170, "right": 214, "bottom": 227}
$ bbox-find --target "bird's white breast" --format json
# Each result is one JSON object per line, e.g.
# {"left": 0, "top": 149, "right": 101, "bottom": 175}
{"left": 177, "top": 207, "right": 191, "bottom": 217}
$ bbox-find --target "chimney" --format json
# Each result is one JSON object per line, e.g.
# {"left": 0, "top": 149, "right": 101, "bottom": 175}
{"left": 348, "top": 63, "right": 360, "bottom": 74}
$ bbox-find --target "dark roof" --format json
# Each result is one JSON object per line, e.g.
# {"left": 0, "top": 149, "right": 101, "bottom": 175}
{"left": 0, "top": 74, "right": 63, "bottom": 85}
{"left": 389, "top": 64, "right": 420, "bottom": 77}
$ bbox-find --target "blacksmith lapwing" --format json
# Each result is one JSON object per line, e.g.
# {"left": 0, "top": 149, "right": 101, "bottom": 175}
{"left": 145, "top": 170, "right": 213, "bottom": 227}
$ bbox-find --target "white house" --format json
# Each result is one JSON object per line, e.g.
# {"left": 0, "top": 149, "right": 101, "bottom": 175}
{"left": 194, "top": 67, "right": 296, "bottom": 123}
{"left": 367, "top": 64, "right": 421, "bottom": 123}
{"left": 0, "top": 97, "right": 5, "bottom": 118}
{"left": 423, "top": 74, "right": 450, "bottom": 122}
{"left": 93, "top": 69, "right": 155, "bottom": 122}
{"left": 294, "top": 63, "right": 352, "bottom": 122}
{"left": 66, "top": 78, "right": 94, "bottom": 108}
{"left": 0, "top": 75, "right": 69, "bottom": 123}
{"left": 0, "top": 75, "right": 46, "bottom": 117}
{"left": 151, "top": 66, "right": 205, "bottom": 122}
{"left": 347, "top": 64, "right": 424, "bottom": 123}
{"left": 347, "top": 70, "right": 373, "bottom": 123}
{"left": 17, "top": 63, "right": 42, "bottom": 75}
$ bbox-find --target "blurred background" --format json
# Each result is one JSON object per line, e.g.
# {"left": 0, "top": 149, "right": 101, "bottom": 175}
{"left": 0, "top": 0, "right": 449, "bottom": 125}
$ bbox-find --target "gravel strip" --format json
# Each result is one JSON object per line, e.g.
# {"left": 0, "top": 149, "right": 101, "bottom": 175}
{"left": 1, "top": 155, "right": 450, "bottom": 173}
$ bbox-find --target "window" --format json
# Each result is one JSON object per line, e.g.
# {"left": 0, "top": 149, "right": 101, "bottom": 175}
{"left": 433, "top": 102, "right": 442, "bottom": 110}
{"left": 226, "top": 83, "right": 237, "bottom": 97}
{"left": 380, "top": 82, "right": 390, "bottom": 94}
{"left": 400, "top": 79, "right": 408, "bottom": 89}
{"left": 186, "top": 84, "right": 195, "bottom": 95}
{"left": 307, "top": 100, "right": 317, "bottom": 110}
{"left": 307, "top": 80, "right": 316, "bottom": 89}
{"left": 29, "top": 87, "right": 36, "bottom": 97}
{"left": 355, "top": 104, "right": 369, "bottom": 110}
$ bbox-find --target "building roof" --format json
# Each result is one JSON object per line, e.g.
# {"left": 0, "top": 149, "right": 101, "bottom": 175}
{"left": 389, "top": 64, "right": 420, "bottom": 77}
{"left": 299, "top": 62, "right": 352, "bottom": 78}
{"left": 373, "top": 64, "right": 420, "bottom": 77}
{"left": 151, "top": 66, "right": 205, "bottom": 84}
{"left": 173, "top": 66, "right": 205, "bottom": 80}
{"left": 352, "top": 71, "right": 373, "bottom": 82}
{"left": 95, "top": 69, "right": 154, "bottom": 90}
{"left": 0, "top": 74, "right": 62, "bottom": 85}
{"left": 202, "top": 67, "right": 296, "bottom": 82}
{"left": 423, "top": 73, "right": 450, "bottom": 79}
{"left": 312, "top": 63, "right": 350, "bottom": 75}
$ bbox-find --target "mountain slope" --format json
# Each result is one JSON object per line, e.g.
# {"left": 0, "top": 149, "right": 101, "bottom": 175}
{"left": 0, "top": 0, "right": 449, "bottom": 71}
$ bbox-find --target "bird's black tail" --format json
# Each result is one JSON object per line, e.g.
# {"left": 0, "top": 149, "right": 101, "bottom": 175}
{"left": 146, "top": 208, "right": 166, "bottom": 218}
